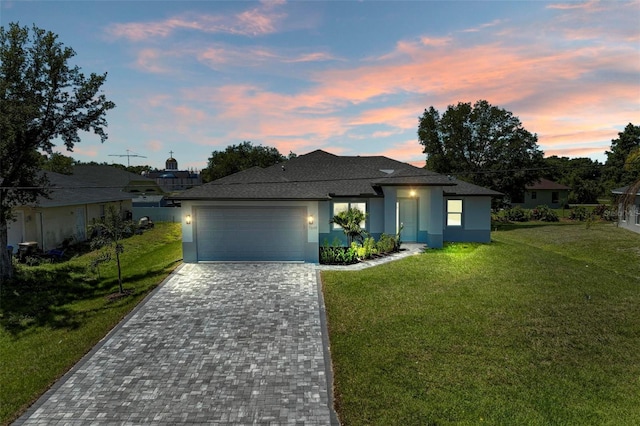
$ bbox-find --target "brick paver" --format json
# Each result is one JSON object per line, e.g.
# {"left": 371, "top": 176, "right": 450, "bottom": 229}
{"left": 15, "top": 263, "right": 334, "bottom": 425}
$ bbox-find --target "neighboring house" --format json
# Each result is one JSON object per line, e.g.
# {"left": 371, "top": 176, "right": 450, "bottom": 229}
{"left": 143, "top": 154, "right": 202, "bottom": 193}
{"left": 612, "top": 186, "right": 640, "bottom": 234}
{"left": 7, "top": 171, "right": 133, "bottom": 253}
{"left": 72, "top": 164, "right": 164, "bottom": 197}
{"left": 515, "top": 178, "right": 570, "bottom": 209}
{"left": 172, "top": 150, "right": 501, "bottom": 263}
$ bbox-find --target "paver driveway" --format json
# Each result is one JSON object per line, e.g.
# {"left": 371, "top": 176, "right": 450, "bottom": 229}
{"left": 15, "top": 263, "right": 335, "bottom": 425}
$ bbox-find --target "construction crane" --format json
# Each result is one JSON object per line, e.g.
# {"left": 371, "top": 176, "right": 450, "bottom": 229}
{"left": 109, "top": 149, "right": 147, "bottom": 167}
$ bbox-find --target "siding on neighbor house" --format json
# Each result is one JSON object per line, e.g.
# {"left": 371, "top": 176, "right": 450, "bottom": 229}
{"left": 518, "top": 189, "right": 569, "bottom": 209}
{"left": 617, "top": 200, "right": 640, "bottom": 234}
{"left": 9, "top": 200, "right": 132, "bottom": 252}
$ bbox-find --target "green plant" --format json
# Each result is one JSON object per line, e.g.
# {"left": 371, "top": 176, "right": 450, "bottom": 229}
{"left": 88, "top": 206, "right": 135, "bottom": 294}
{"left": 331, "top": 207, "right": 367, "bottom": 245}
{"left": 501, "top": 206, "right": 530, "bottom": 222}
{"left": 530, "top": 205, "right": 559, "bottom": 222}
{"left": 569, "top": 206, "right": 592, "bottom": 221}
{"left": 376, "top": 233, "right": 399, "bottom": 254}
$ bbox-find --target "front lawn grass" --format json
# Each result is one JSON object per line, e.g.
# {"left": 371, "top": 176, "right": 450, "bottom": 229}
{"left": 0, "top": 223, "right": 182, "bottom": 425}
{"left": 322, "top": 221, "right": 640, "bottom": 425}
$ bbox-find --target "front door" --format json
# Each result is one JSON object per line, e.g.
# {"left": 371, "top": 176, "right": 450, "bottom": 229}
{"left": 398, "top": 198, "right": 418, "bottom": 242}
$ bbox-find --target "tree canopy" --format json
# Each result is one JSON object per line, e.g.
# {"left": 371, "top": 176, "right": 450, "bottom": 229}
{"left": 202, "top": 141, "right": 294, "bottom": 182}
{"left": 541, "top": 156, "right": 603, "bottom": 204}
{"left": 603, "top": 123, "right": 640, "bottom": 189}
{"left": 418, "top": 100, "right": 544, "bottom": 202}
{"left": 0, "top": 23, "right": 115, "bottom": 281}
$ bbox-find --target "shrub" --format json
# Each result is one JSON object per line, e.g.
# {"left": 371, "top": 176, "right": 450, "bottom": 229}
{"left": 320, "top": 239, "right": 359, "bottom": 265}
{"left": 530, "top": 205, "right": 559, "bottom": 222}
{"left": 569, "top": 206, "right": 592, "bottom": 221}
{"left": 593, "top": 204, "right": 617, "bottom": 221}
{"left": 377, "top": 233, "right": 399, "bottom": 253}
{"left": 500, "top": 206, "right": 530, "bottom": 222}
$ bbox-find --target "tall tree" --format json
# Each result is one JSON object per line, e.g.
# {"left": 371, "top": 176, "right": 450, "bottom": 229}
{"left": 0, "top": 23, "right": 115, "bottom": 281}
{"left": 418, "top": 100, "right": 544, "bottom": 202}
{"left": 202, "top": 141, "right": 292, "bottom": 182}
{"left": 603, "top": 123, "right": 640, "bottom": 189}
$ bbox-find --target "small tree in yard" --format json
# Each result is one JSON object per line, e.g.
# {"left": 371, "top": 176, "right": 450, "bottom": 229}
{"left": 331, "top": 207, "right": 367, "bottom": 245}
{"left": 89, "top": 205, "right": 134, "bottom": 294}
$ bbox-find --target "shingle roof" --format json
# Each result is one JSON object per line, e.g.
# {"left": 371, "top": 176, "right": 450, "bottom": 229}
{"left": 72, "top": 165, "right": 163, "bottom": 194}
{"left": 34, "top": 171, "right": 132, "bottom": 207}
{"left": 612, "top": 186, "right": 640, "bottom": 196}
{"left": 173, "top": 150, "right": 501, "bottom": 200}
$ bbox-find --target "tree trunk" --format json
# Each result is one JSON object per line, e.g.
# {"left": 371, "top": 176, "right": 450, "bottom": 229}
{"left": 116, "top": 249, "right": 123, "bottom": 294}
{"left": 0, "top": 214, "right": 13, "bottom": 283}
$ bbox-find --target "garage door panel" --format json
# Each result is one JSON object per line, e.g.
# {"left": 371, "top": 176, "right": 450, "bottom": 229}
{"left": 196, "top": 207, "right": 306, "bottom": 261}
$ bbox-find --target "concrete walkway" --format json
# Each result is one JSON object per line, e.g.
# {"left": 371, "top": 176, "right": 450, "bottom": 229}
{"left": 15, "top": 264, "right": 336, "bottom": 425}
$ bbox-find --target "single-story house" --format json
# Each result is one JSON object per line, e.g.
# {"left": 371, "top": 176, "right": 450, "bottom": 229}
{"left": 514, "top": 178, "right": 570, "bottom": 209}
{"left": 612, "top": 186, "right": 640, "bottom": 234}
{"left": 7, "top": 170, "right": 133, "bottom": 253}
{"left": 171, "top": 150, "right": 501, "bottom": 263}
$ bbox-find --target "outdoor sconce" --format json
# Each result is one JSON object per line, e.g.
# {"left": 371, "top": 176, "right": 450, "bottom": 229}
{"left": 410, "top": 189, "right": 417, "bottom": 197}
{"left": 185, "top": 214, "right": 192, "bottom": 225}
{"left": 308, "top": 215, "right": 314, "bottom": 225}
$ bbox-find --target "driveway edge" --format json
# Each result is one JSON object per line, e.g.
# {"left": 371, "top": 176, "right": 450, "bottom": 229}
{"left": 315, "top": 269, "right": 342, "bottom": 426}
{"left": 12, "top": 263, "right": 186, "bottom": 425}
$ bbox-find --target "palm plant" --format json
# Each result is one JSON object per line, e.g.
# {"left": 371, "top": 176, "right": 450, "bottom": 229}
{"left": 331, "top": 207, "right": 367, "bottom": 245}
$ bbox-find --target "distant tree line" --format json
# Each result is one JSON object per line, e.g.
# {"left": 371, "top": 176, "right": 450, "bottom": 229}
{"left": 419, "top": 100, "right": 639, "bottom": 205}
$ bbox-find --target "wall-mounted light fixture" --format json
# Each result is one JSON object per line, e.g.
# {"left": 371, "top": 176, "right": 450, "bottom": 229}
{"left": 409, "top": 189, "right": 417, "bottom": 197}
{"left": 185, "top": 214, "right": 192, "bottom": 225}
{"left": 307, "top": 215, "right": 314, "bottom": 225}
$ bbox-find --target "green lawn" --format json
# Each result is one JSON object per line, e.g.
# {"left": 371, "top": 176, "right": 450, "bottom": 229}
{"left": 322, "top": 221, "right": 640, "bottom": 425}
{"left": 0, "top": 223, "right": 182, "bottom": 425}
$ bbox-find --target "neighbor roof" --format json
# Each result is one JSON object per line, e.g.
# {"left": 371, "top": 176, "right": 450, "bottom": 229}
{"left": 612, "top": 186, "right": 640, "bottom": 196}
{"left": 173, "top": 150, "right": 501, "bottom": 200}
{"left": 72, "top": 165, "right": 163, "bottom": 194}
{"left": 32, "top": 171, "right": 132, "bottom": 208}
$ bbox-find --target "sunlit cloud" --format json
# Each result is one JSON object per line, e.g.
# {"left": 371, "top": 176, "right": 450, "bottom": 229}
{"left": 108, "top": 0, "right": 637, "bottom": 166}
{"left": 546, "top": 0, "right": 601, "bottom": 11}
{"left": 462, "top": 19, "right": 506, "bottom": 33}
{"left": 106, "top": 2, "right": 287, "bottom": 41}
{"left": 145, "top": 140, "right": 164, "bottom": 153}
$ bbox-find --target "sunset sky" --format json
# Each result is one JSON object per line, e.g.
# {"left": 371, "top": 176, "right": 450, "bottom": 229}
{"left": 2, "top": 0, "right": 639, "bottom": 171}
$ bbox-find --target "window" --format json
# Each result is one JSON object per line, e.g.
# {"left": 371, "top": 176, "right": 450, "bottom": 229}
{"left": 447, "top": 199, "right": 463, "bottom": 227}
{"left": 333, "top": 202, "right": 366, "bottom": 229}
{"left": 552, "top": 191, "right": 559, "bottom": 204}
{"left": 531, "top": 191, "right": 537, "bottom": 200}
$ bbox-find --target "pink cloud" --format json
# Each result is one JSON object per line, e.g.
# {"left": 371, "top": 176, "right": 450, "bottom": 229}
{"left": 106, "top": 3, "right": 287, "bottom": 41}
{"left": 145, "top": 140, "right": 164, "bottom": 153}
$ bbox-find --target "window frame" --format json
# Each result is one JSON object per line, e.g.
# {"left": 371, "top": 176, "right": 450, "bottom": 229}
{"left": 447, "top": 199, "right": 463, "bottom": 227}
{"left": 332, "top": 201, "right": 367, "bottom": 230}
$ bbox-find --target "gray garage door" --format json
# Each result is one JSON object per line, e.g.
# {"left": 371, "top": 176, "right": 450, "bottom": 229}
{"left": 195, "top": 207, "right": 306, "bottom": 261}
